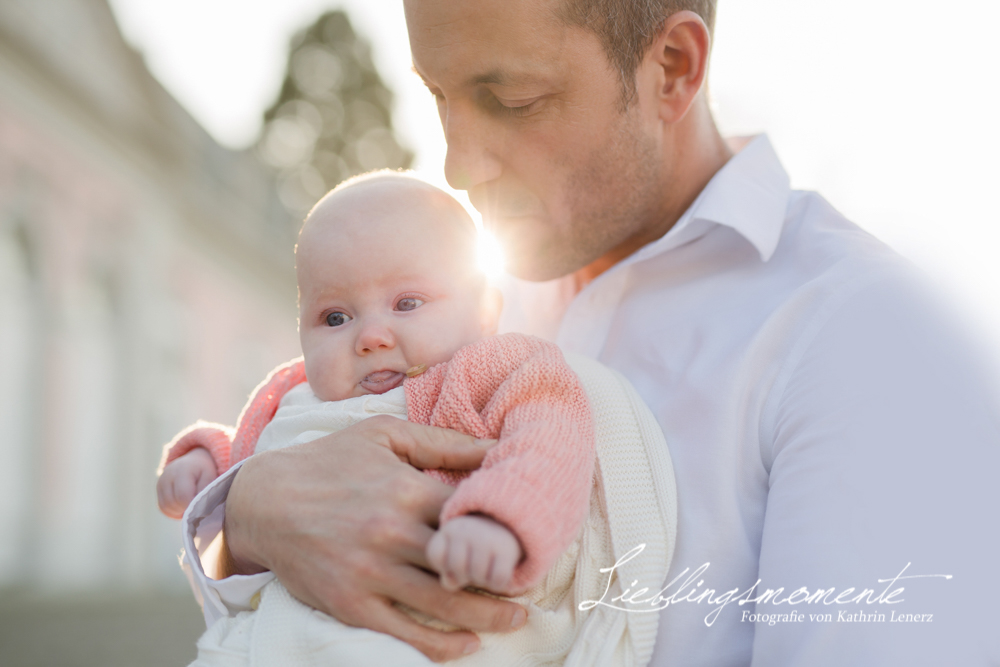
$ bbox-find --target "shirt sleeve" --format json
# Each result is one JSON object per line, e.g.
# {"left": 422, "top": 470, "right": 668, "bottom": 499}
{"left": 179, "top": 458, "right": 276, "bottom": 629}
{"left": 173, "top": 357, "right": 306, "bottom": 628}
{"left": 751, "top": 277, "right": 1000, "bottom": 665}
{"left": 407, "top": 333, "right": 596, "bottom": 592}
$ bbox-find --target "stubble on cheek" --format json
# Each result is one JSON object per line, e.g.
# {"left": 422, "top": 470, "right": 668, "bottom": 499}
{"left": 488, "top": 102, "right": 662, "bottom": 282}
{"left": 558, "top": 111, "right": 661, "bottom": 273}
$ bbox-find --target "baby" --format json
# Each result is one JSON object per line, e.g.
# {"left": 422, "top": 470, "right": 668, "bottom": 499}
{"left": 158, "top": 172, "right": 678, "bottom": 667}
{"left": 158, "top": 172, "right": 593, "bottom": 596}
{"left": 157, "top": 172, "right": 620, "bottom": 666}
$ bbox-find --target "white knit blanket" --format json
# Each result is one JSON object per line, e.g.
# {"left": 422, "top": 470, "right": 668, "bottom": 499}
{"left": 190, "top": 353, "right": 677, "bottom": 667}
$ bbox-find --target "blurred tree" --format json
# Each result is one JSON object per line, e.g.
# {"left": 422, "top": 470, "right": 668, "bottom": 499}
{"left": 257, "top": 10, "right": 413, "bottom": 216}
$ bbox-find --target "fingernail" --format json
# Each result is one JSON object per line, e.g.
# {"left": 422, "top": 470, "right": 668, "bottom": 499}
{"left": 511, "top": 608, "right": 527, "bottom": 629}
{"left": 474, "top": 439, "right": 498, "bottom": 448}
{"left": 463, "top": 640, "right": 479, "bottom": 655}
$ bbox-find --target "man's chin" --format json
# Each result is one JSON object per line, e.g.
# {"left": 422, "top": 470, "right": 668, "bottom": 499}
{"left": 489, "top": 220, "right": 587, "bottom": 282}
{"left": 502, "top": 247, "right": 579, "bottom": 283}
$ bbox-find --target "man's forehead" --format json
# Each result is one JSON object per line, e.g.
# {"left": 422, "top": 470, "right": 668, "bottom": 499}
{"left": 404, "top": 0, "right": 562, "bottom": 34}
{"left": 405, "top": 0, "right": 570, "bottom": 84}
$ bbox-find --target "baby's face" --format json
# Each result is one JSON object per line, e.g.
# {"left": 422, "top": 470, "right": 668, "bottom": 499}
{"left": 297, "top": 179, "right": 494, "bottom": 402}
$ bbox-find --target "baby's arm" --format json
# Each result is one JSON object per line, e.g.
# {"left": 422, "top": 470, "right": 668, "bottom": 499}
{"left": 408, "top": 334, "right": 595, "bottom": 595}
{"left": 155, "top": 358, "right": 307, "bottom": 519}
{"left": 157, "top": 448, "right": 218, "bottom": 519}
{"left": 426, "top": 515, "right": 523, "bottom": 595}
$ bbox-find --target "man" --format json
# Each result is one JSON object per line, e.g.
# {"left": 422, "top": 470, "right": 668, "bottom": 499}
{"left": 183, "top": 0, "right": 999, "bottom": 664}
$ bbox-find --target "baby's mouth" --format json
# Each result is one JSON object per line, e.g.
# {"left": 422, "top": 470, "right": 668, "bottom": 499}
{"left": 359, "top": 370, "right": 405, "bottom": 394}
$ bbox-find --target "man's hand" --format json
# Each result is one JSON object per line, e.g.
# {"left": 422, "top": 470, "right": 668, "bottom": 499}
{"left": 223, "top": 415, "right": 528, "bottom": 662}
{"left": 157, "top": 448, "right": 217, "bottom": 519}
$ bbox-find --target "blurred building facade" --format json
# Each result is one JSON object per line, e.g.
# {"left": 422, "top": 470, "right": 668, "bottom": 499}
{"left": 0, "top": 0, "right": 302, "bottom": 595}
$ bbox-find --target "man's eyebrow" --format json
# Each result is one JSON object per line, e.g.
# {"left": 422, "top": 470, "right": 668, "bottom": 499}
{"left": 411, "top": 64, "right": 531, "bottom": 88}
{"left": 470, "top": 69, "right": 509, "bottom": 86}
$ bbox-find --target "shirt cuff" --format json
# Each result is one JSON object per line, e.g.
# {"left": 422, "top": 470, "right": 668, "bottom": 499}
{"left": 180, "top": 458, "right": 276, "bottom": 629}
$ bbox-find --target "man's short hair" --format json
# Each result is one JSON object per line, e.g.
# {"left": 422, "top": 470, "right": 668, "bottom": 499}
{"left": 558, "top": 0, "right": 716, "bottom": 106}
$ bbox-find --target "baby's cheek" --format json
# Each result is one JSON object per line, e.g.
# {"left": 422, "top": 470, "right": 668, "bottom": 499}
{"left": 315, "top": 374, "right": 354, "bottom": 402}
{"left": 433, "top": 315, "right": 486, "bottom": 360}
{"left": 303, "top": 355, "right": 344, "bottom": 402}
{"left": 310, "top": 376, "right": 335, "bottom": 402}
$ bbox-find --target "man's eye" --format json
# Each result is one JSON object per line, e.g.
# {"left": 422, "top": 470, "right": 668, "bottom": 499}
{"left": 396, "top": 297, "right": 425, "bottom": 312}
{"left": 491, "top": 95, "right": 541, "bottom": 118}
{"left": 496, "top": 101, "right": 533, "bottom": 117}
{"left": 325, "top": 312, "right": 351, "bottom": 327}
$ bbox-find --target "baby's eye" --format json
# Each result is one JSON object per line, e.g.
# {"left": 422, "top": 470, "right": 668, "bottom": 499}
{"left": 325, "top": 312, "right": 351, "bottom": 327}
{"left": 395, "top": 297, "right": 425, "bottom": 312}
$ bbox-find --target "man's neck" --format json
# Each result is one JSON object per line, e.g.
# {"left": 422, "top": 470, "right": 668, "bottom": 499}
{"left": 572, "top": 246, "right": 637, "bottom": 293}
{"left": 573, "top": 113, "right": 733, "bottom": 293}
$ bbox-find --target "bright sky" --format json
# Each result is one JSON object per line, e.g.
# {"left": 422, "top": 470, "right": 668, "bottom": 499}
{"left": 108, "top": 0, "right": 1000, "bottom": 349}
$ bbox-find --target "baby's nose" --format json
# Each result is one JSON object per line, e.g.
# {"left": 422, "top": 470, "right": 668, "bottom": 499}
{"left": 355, "top": 322, "right": 395, "bottom": 353}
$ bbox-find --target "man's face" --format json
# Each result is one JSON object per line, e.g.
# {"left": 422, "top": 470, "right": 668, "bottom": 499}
{"left": 406, "top": 0, "right": 666, "bottom": 281}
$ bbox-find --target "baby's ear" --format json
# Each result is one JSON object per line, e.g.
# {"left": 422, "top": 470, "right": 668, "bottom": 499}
{"left": 480, "top": 285, "right": 504, "bottom": 336}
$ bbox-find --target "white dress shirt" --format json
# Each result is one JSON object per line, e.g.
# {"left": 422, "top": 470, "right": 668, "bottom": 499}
{"left": 183, "top": 135, "right": 999, "bottom": 665}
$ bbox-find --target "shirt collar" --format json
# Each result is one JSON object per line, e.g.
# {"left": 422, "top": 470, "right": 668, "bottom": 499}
{"left": 632, "top": 134, "right": 791, "bottom": 265}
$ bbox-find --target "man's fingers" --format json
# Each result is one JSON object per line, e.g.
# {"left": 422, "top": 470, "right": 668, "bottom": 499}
{"left": 400, "top": 521, "right": 439, "bottom": 570}
{"left": 367, "top": 599, "right": 480, "bottom": 663}
{"left": 281, "top": 577, "right": 480, "bottom": 663}
{"left": 425, "top": 530, "right": 447, "bottom": 574}
{"left": 366, "top": 416, "right": 495, "bottom": 470}
{"left": 363, "top": 464, "right": 453, "bottom": 531}
{"left": 380, "top": 563, "right": 527, "bottom": 634}
{"left": 222, "top": 421, "right": 523, "bottom": 662}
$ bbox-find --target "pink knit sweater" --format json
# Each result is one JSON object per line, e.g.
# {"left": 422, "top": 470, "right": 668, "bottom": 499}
{"left": 163, "top": 333, "right": 595, "bottom": 591}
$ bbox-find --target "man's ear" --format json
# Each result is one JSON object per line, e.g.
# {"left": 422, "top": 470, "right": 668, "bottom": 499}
{"left": 480, "top": 285, "right": 504, "bottom": 336}
{"left": 637, "top": 10, "right": 712, "bottom": 125}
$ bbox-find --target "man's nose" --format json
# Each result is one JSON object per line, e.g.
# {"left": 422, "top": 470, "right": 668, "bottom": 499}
{"left": 441, "top": 102, "right": 502, "bottom": 191}
{"left": 355, "top": 320, "right": 395, "bottom": 354}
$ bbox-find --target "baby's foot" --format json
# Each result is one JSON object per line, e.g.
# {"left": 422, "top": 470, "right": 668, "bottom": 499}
{"left": 426, "top": 515, "right": 523, "bottom": 595}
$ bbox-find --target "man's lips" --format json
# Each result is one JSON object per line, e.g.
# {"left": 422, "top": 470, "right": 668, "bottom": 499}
{"left": 483, "top": 211, "right": 543, "bottom": 223}
{"left": 468, "top": 187, "right": 541, "bottom": 219}
{"left": 359, "top": 370, "right": 405, "bottom": 394}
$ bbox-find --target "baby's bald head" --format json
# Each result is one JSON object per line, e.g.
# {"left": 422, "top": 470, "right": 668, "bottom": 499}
{"left": 298, "top": 171, "right": 478, "bottom": 278}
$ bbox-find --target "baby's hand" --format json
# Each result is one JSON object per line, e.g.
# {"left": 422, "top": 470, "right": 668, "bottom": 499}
{"left": 426, "top": 515, "right": 524, "bottom": 595}
{"left": 156, "top": 448, "right": 218, "bottom": 519}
